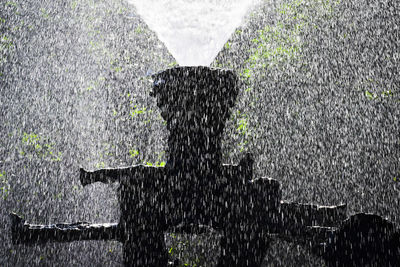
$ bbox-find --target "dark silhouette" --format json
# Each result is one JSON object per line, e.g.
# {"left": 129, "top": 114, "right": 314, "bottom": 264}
{"left": 10, "top": 67, "right": 399, "bottom": 266}
{"left": 321, "top": 213, "right": 400, "bottom": 267}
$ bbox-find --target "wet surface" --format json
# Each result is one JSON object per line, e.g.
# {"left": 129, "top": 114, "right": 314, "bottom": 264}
{"left": 1, "top": 0, "right": 399, "bottom": 266}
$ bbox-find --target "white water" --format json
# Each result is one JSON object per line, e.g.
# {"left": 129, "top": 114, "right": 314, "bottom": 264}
{"left": 127, "top": 0, "right": 262, "bottom": 66}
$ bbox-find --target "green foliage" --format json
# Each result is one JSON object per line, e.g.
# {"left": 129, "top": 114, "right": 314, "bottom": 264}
{"left": 236, "top": 113, "right": 249, "bottom": 136}
{"left": 134, "top": 26, "right": 144, "bottom": 34}
{"left": 88, "top": 142, "right": 117, "bottom": 169}
{"left": 0, "top": 171, "right": 10, "bottom": 200}
{"left": 5, "top": 1, "right": 17, "bottom": 8}
{"left": 168, "top": 61, "right": 178, "bottom": 67}
{"left": 118, "top": 7, "right": 127, "bottom": 15}
{"left": 381, "top": 90, "right": 394, "bottom": 98}
{"left": 53, "top": 192, "right": 63, "bottom": 200}
{"left": 221, "top": 0, "right": 343, "bottom": 155}
{"left": 0, "top": 34, "right": 14, "bottom": 64}
{"left": 130, "top": 105, "right": 147, "bottom": 118}
{"left": 129, "top": 149, "right": 166, "bottom": 167}
{"left": 40, "top": 8, "right": 50, "bottom": 19}
{"left": 360, "top": 77, "right": 396, "bottom": 101}
{"left": 22, "top": 132, "right": 40, "bottom": 145}
{"left": 241, "top": 68, "right": 252, "bottom": 79}
{"left": 145, "top": 161, "right": 163, "bottom": 167}
{"left": 224, "top": 42, "right": 231, "bottom": 50}
{"left": 95, "top": 162, "right": 106, "bottom": 168}
{"left": 365, "top": 90, "right": 376, "bottom": 100}
{"left": 113, "top": 66, "right": 122, "bottom": 72}
{"left": 71, "top": 1, "right": 79, "bottom": 10}
{"left": 129, "top": 149, "right": 139, "bottom": 158}
{"left": 145, "top": 161, "right": 166, "bottom": 167}
{"left": 242, "top": 0, "right": 341, "bottom": 81}
{"left": 20, "top": 132, "right": 62, "bottom": 161}
{"left": 228, "top": 108, "right": 254, "bottom": 153}
{"left": 394, "top": 171, "right": 400, "bottom": 182}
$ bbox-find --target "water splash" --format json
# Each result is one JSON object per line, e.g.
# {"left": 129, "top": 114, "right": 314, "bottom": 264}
{"left": 127, "top": 0, "right": 262, "bottom": 66}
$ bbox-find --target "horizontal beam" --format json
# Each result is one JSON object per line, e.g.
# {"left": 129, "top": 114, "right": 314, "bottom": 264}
{"left": 10, "top": 201, "right": 346, "bottom": 246}
{"left": 79, "top": 165, "right": 163, "bottom": 186}
{"left": 10, "top": 213, "right": 120, "bottom": 245}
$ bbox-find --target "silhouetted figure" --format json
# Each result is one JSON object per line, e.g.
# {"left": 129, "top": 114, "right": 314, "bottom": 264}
{"left": 9, "top": 66, "right": 400, "bottom": 266}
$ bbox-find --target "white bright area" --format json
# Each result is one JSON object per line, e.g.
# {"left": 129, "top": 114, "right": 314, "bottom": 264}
{"left": 127, "top": 0, "right": 262, "bottom": 66}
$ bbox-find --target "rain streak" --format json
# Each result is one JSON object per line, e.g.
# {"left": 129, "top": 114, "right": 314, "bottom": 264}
{"left": 0, "top": 0, "right": 399, "bottom": 266}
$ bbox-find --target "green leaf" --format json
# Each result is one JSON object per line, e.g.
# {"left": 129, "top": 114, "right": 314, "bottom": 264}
{"left": 381, "top": 90, "right": 393, "bottom": 97}
{"left": 129, "top": 149, "right": 139, "bottom": 158}
{"left": 130, "top": 107, "right": 147, "bottom": 117}
{"left": 365, "top": 90, "right": 375, "bottom": 100}
{"left": 134, "top": 26, "right": 143, "bottom": 34}
{"left": 168, "top": 61, "right": 178, "bottom": 67}
{"left": 156, "top": 161, "right": 166, "bottom": 167}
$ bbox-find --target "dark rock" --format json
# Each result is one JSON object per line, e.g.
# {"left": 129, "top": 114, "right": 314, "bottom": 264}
{"left": 322, "top": 213, "right": 400, "bottom": 267}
